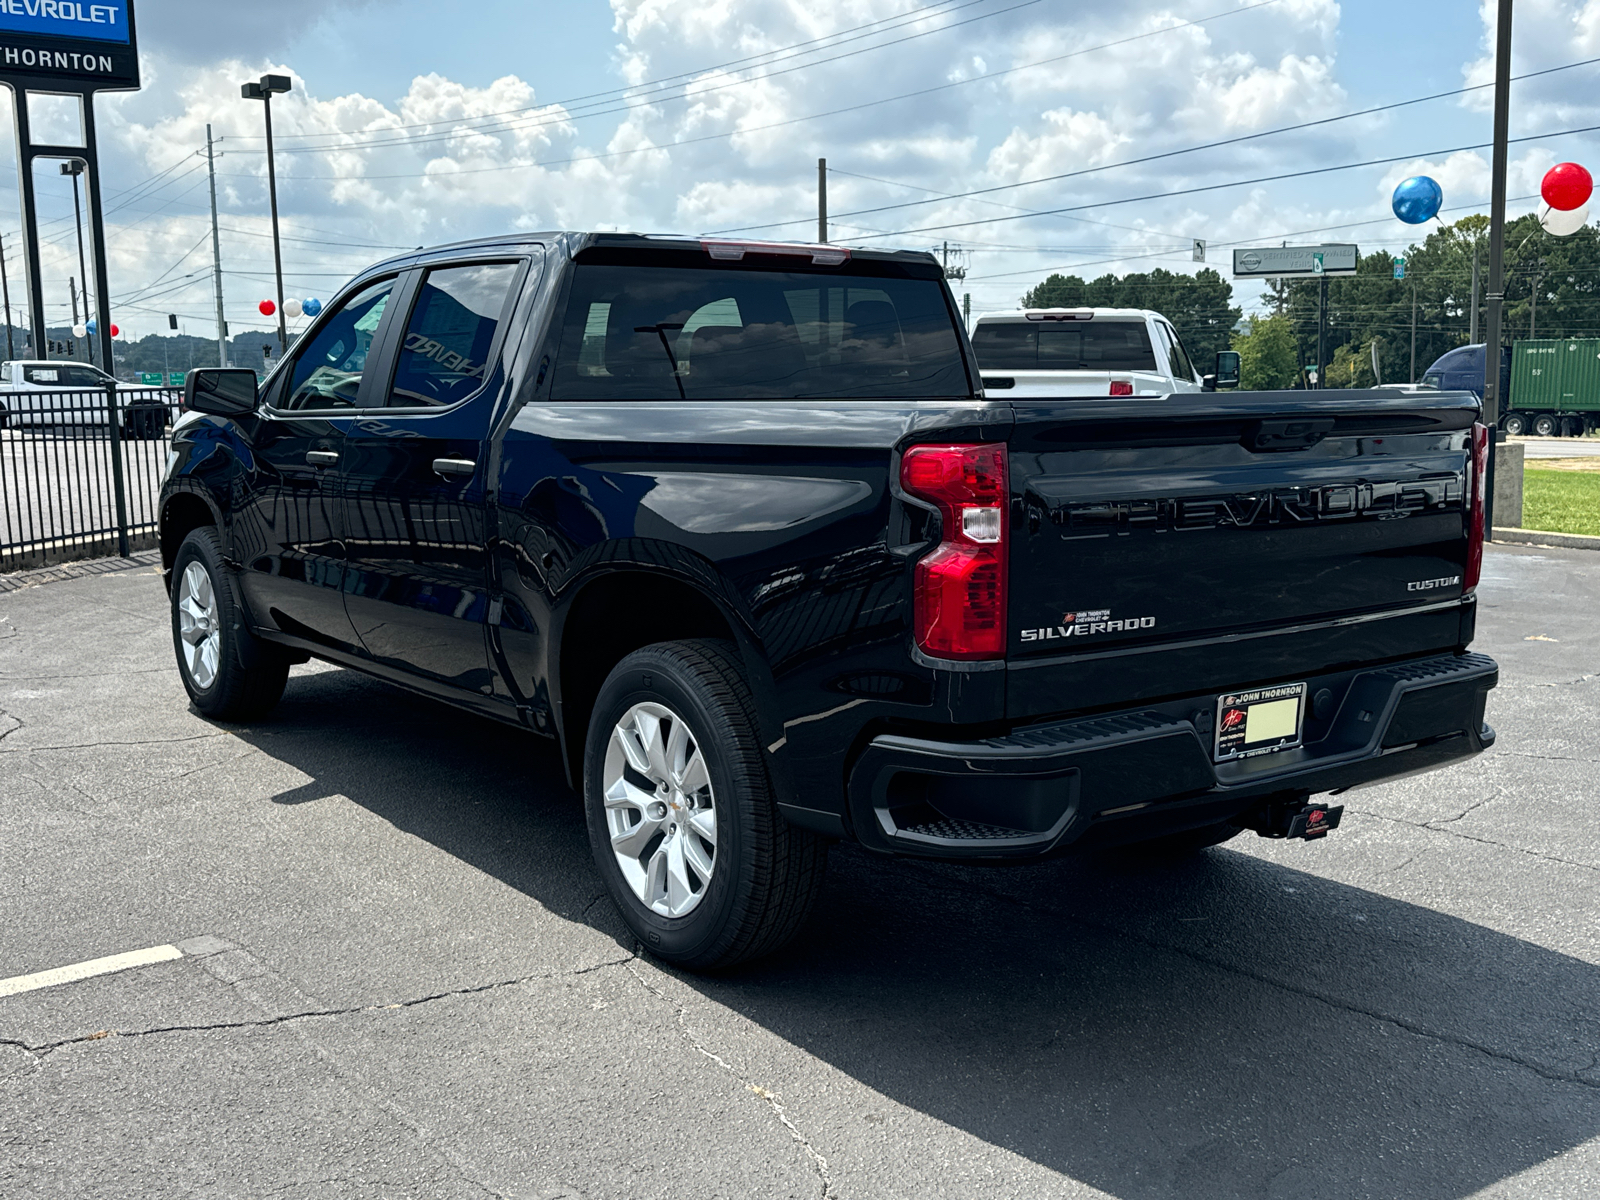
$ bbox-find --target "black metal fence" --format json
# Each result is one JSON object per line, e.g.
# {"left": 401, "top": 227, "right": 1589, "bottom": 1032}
{"left": 0, "top": 385, "right": 181, "bottom": 570}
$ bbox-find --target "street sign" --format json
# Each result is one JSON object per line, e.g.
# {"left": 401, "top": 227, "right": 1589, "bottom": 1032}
{"left": 0, "top": 0, "right": 140, "bottom": 91}
{"left": 1233, "top": 244, "right": 1359, "bottom": 279}
{"left": 1192, "top": 239, "right": 1206, "bottom": 263}
{"left": 1393, "top": 257, "right": 1406, "bottom": 280}
{"left": 168, "top": 371, "right": 183, "bottom": 387}
{"left": 138, "top": 372, "right": 160, "bottom": 385}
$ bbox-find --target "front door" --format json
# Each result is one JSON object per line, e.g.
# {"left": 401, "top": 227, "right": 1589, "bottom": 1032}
{"left": 339, "top": 259, "right": 527, "bottom": 692}
{"left": 233, "top": 275, "right": 400, "bottom": 652}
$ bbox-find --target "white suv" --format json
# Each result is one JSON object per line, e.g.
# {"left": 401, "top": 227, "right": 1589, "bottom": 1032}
{"left": 970, "top": 308, "right": 1227, "bottom": 398}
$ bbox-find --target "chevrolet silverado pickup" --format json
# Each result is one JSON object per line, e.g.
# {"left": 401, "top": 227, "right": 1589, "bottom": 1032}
{"left": 159, "top": 232, "right": 1499, "bottom": 969}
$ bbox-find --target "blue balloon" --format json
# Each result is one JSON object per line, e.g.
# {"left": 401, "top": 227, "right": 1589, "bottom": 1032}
{"left": 85, "top": 318, "right": 96, "bottom": 335}
{"left": 302, "top": 297, "right": 322, "bottom": 317}
{"left": 1392, "top": 175, "right": 1443, "bottom": 224}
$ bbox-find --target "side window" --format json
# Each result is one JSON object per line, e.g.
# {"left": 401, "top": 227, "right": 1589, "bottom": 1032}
{"left": 0, "top": 363, "right": 10, "bottom": 383}
{"left": 1161, "top": 322, "right": 1199, "bottom": 382}
{"left": 389, "top": 262, "right": 520, "bottom": 407}
{"left": 282, "top": 277, "right": 396, "bottom": 411}
{"left": 62, "top": 365, "right": 106, "bottom": 387}
{"left": 24, "top": 365, "right": 60, "bottom": 385}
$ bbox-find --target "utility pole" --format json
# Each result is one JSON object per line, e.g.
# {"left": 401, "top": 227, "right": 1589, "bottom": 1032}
{"left": 1316, "top": 274, "right": 1328, "bottom": 388}
{"left": 1410, "top": 275, "right": 1418, "bottom": 383}
{"left": 1482, "top": 0, "right": 1513, "bottom": 537}
{"left": 69, "top": 275, "right": 79, "bottom": 354}
{"left": 817, "top": 157, "right": 827, "bottom": 244}
{"left": 0, "top": 232, "right": 14, "bottom": 360}
{"left": 206, "top": 125, "right": 228, "bottom": 368}
{"left": 1529, "top": 262, "right": 1544, "bottom": 338}
{"left": 1469, "top": 242, "right": 1480, "bottom": 344}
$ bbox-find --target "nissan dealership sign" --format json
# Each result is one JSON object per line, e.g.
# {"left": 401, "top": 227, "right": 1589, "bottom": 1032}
{"left": 1232, "top": 244, "right": 1359, "bottom": 279}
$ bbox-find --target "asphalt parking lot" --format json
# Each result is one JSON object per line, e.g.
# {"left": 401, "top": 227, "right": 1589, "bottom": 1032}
{"left": 1, "top": 544, "right": 1598, "bottom": 1200}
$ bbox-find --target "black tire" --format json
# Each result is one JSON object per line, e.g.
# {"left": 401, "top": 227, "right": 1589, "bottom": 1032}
{"left": 1562, "top": 416, "right": 1584, "bottom": 438}
{"left": 170, "top": 526, "right": 290, "bottom": 721}
{"left": 583, "top": 639, "right": 827, "bottom": 970}
{"left": 1502, "top": 412, "right": 1528, "bottom": 437}
{"left": 1533, "top": 414, "right": 1558, "bottom": 437}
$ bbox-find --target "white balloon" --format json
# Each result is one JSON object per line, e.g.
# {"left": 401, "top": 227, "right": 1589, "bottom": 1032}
{"left": 1540, "top": 204, "right": 1590, "bottom": 237}
{"left": 71, "top": 323, "right": 87, "bottom": 338}
{"left": 284, "top": 298, "right": 304, "bottom": 319}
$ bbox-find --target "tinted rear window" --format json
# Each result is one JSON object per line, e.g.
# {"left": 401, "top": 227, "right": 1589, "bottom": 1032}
{"left": 972, "top": 320, "right": 1157, "bottom": 372}
{"left": 550, "top": 257, "right": 969, "bottom": 400}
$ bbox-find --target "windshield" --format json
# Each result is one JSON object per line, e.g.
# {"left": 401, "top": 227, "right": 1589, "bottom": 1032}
{"left": 972, "top": 320, "right": 1158, "bottom": 373}
{"left": 550, "top": 254, "right": 970, "bottom": 400}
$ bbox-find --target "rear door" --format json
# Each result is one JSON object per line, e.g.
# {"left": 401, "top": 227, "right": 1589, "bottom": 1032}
{"left": 339, "top": 256, "right": 531, "bottom": 691}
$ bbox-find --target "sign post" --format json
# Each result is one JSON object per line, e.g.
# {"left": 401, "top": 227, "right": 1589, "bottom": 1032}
{"left": 1234, "top": 245, "right": 1358, "bottom": 391}
{"left": 0, "top": 0, "right": 141, "bottom": 554}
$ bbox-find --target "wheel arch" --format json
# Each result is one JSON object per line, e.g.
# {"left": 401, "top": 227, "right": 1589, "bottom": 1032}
{"left": 159, "top": 487, "right": 224, "bottom": 595}
{"left": 552, "top": 564, "right": 782, "bottom": 793}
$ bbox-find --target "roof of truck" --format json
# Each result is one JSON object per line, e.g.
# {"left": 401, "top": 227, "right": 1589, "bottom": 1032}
{"left": 974, "top": 308, "right": 1164, "bottom": 323}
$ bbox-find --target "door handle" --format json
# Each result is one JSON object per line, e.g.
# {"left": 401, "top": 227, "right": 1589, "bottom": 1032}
{"left": 432, "top": 457, "right": 476, "bottom": 478}
{"left": 305, "top": 449, "right": 339, "bottom": 467}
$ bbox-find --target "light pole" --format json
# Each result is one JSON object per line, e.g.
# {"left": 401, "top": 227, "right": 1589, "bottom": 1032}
{"left": 60, "top": 160, "right": 93, "bottom": 366}
{"left": 1482, "top": 0, "right": 1513, "bottom": 535}
{"left": 241, "top": 73, "right": 292, "bottom": 355}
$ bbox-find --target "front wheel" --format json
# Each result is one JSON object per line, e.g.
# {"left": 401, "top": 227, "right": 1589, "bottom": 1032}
{"left": 1502, "top": 412, "right": 1529, "bottom": 437}
{"left": 584, "top": 639, "right": 827, "bottom": 970}
{"left": 170, "top": 527, "right": 290, "bottom": 721}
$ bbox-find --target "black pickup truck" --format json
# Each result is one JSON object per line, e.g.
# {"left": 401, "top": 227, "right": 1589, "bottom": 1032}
{"left": 160, "top": 232, "right": 1498, "bottom": 969}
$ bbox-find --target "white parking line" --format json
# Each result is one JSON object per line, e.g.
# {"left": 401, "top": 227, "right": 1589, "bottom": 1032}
{"left": 0, "top": 944, "right": 183, "bottom": 998}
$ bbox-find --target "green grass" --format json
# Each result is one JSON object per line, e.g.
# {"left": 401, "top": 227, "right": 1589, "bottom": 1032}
{"left": 1521, "top": 468, "right": 1600, "bottom": 536}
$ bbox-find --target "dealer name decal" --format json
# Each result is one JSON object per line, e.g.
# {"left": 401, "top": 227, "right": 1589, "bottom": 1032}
{"left": 1020, "top": 610, "right": 1156, "bottom": 642}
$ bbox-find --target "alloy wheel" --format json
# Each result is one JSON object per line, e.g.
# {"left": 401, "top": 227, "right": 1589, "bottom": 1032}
{"left": 602, "top": 701, "right": 718, "bottom": 918}
{"left": 177, "top": 561, "right": 221, "bottom": 690}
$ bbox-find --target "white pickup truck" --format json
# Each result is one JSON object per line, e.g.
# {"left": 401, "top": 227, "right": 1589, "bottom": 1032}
{"left": 970, "top": 307, "right": 1236, "bottom": 398}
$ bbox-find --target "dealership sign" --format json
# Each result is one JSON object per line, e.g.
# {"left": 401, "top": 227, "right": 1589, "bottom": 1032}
{"left": 0, "top": 0, "right": 138, "bottom": 90}
{"left": 1232, "top": 244, "right": 1359, "bottom": 279}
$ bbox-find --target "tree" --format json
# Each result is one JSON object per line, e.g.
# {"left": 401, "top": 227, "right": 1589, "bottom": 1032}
{"left": 1021, "top": 267, "right": 1241, "bottom": 367}
{"left": 1232, "top": 313, "right": 1299, "bottom": 390}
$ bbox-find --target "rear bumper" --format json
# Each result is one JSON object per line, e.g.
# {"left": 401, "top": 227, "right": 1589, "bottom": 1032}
{"left": 845, "top": 651, "right": 1497, "bottom": 859}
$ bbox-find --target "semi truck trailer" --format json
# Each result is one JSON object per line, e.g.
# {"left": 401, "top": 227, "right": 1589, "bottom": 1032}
{"left": 1423, "top": 340, "right": 1600, "bottom": 437}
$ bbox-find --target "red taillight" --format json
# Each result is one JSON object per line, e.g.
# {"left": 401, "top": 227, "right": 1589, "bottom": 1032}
{"left": 1465, "top": 421, "right": 1488, "bottom": 592}
{"left": 900, "top": 443, "right": 1007, "bottom": 660}
{"left": 1109, "top": 381, "right": 1134, "bottom": 397}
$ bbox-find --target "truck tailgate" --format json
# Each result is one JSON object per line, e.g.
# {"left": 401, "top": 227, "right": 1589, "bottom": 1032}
{"left": 1005, "top": 390, "right": 1481, "bottom": 721}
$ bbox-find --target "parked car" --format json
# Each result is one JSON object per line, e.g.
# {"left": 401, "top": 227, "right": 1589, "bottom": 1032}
{"left": 0, "top": 358, "right": 170, "bottom": 438}
{"left": 969, "top": 307, "right": 1233, "bottom": 397}
{"left": 159, "top": 233, "right": 1499, "bottom": 969}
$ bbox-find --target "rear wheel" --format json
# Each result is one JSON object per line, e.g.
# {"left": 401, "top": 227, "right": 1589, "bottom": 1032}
{"left": 1502, "top": 412, "right": 1529, "bottom": 437}
{"left": 170, "top": 527, "right": 290, "bottom": 721}
{"left": 1562, "top": 416, "right": 1584, "bottom": 438}
{"left": 584, "top": 639, "right": 827, "bottom": 970}
{"left": 1533, "top": 414, "right": 1558, "bottom": 437}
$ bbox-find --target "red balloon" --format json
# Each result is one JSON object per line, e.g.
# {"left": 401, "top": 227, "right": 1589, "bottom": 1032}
{"left": 1542, "top": 162, "right": 1593, "bottom": 212}
{"left": 259, "top": 299, "right": 276, "bottom": 317}
{"left": 109, "top": 324, "right": 119, "bottom": 337}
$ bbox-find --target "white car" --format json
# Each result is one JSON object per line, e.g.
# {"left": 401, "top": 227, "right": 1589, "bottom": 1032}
{"left": 0, "top": 359, "right": 169, "bottom": 437}
{"left": 969, "top": 308, "right": 1231, "bottom": 398}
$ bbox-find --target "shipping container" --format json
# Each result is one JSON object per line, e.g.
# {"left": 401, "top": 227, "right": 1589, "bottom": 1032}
{"left": 1422, "top": 339, "right": 1600, "bottom": 436}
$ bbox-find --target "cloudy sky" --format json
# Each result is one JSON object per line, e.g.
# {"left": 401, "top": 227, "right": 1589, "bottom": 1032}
{"left": 2, "top": 0, "right": 1596, "bottom": 343}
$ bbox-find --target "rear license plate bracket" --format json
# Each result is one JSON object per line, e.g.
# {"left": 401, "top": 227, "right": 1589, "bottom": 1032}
{"left": 1215, "top": 682, "right": 1307, "bottom": 762}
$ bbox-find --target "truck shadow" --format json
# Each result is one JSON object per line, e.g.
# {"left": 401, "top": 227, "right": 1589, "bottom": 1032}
{"left": 242, "top": 666, "right": 1600, "bottom": 1200}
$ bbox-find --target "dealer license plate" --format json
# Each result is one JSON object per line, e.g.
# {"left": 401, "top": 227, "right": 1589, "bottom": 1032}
{"left": 1214, "top": 683, "right": 1307, "bottom": 762}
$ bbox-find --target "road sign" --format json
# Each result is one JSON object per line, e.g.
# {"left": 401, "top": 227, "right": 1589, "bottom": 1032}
{"left": 138, "top": 372, "right": 160, "bottom": 385}
{"left": 1393, "top": 257, "right": 1406, "bottom": 280}
{"left": 1193, "top": 239, "right": 1206, "bottom": 263}
{"left": 0, "top": 0, "right": 139, "bottom": 91}
{"left": 1233, "top": 244, "right": 1358, "bottom": 279}
{"left": 168, "top": 371, "right": 183, "bottom": 387}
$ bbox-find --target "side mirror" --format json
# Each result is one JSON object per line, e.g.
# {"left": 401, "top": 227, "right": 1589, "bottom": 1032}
{"left": 1213, "top": 350, "right": 1241, "bottom": 390}
{"left": 184, "top": 368, "right": 258, "bottom": 417}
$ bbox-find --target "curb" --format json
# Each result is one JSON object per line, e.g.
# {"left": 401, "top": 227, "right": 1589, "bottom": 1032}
{"left": 1492, "top": 527, "right": 1600, "bottom": 551}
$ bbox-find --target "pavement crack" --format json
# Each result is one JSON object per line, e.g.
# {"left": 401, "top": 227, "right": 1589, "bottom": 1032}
{"left": 0, "top": 709, "right": 22, "bottom": 743}
{"left": 0, "top": 731, "right": 230, "bottom": 755}
{"left": 6, "top": 957, "right": 638, "bottom": 1059}
{"left": 1424, "top": 792, "right": 1497, "bottom": 829}
{"left": 1351, "top": 808, "right": 1600, "bottom": 875}
{"left": 625, "top": 954, "right": 836, "bottom": 1199}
